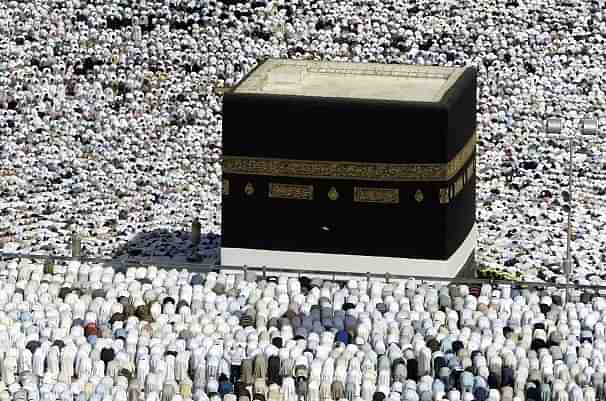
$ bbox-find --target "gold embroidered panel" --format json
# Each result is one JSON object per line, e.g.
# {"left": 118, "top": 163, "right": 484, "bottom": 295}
{"left": 224, "top": 133, "right": 475, "bottom": 182}
{"left": 354, "top": 187, "right": 400, "bottom": 204}
{"left": 268, "top": 183, "right": 314, "bottom": 200}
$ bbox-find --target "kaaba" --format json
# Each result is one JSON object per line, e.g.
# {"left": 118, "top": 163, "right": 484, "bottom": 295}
{"left": 221, "top": 59, "right": 477, "bottom": 278}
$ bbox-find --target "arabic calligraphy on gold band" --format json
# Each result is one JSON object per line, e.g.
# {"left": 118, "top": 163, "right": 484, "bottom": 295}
{"left": 269, "top": 183, "right": 314, "bottom": 200}
{"left": 224, "top": 133, "right": 475, "bottom": 182}
{"left": 353, "top": 187, "right": 400, "bottom": 204}
{"left": 224, "top": 156, "right": 474, "bottom": 204}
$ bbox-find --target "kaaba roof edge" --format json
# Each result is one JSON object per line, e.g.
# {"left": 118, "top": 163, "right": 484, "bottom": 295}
{"left": 230, "top": 58, "right": 471, "bottom": 104}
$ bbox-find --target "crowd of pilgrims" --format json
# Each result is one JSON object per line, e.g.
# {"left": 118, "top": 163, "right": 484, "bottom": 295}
{"left": 1, "top": 0, "right": 606, "bottom": 293}
{"left": 0, "top": 257, "right": 605, "bottom": 401}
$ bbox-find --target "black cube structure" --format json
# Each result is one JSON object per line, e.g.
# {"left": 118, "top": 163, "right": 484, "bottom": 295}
{"left": 221, "top": 59, "right": 477, "bottom": 278}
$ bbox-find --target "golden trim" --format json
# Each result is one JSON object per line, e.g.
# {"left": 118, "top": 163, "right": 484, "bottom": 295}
{"left": 328, "top": 187, "right": 339, "bottom": 201}
{"left": 223, "top": 179, "right": 229, "bottom": 196}
{"left": 231, "top": 155, "right": 475, "bottom": 204}
{"left": 224, "top": 133, "right": 476, "bottom": 182}
{"left": 268, "top": 183, "right": 313, "bottom": 200}
{"left": 354, "top": 187, "right": 399, "bottom": 204}
{"left": 439, "top": 157, "right": 475, "bottom": 204}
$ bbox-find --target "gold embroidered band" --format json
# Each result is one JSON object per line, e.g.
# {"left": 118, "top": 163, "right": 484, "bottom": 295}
{"left": 440, "top": 158, "right": 475, "bottom": 204}
{"left": 268, "top": 183, "right": 314, "bottom": 200}
{"left": 224, "top": 133, "right": 476, "bottom": 182}
{"left": 354, "top": 187, "right": 400, "bottom": 204}
{"left": 223, "top": 157, "right": 475, "bottom": 203}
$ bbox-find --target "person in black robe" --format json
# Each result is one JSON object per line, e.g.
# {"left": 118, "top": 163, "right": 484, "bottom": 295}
{"left": 406, "top": 358, "right": 419, "bottom": 381}
{"left": 268, "top": 355, "right": 281, "bottom": 386}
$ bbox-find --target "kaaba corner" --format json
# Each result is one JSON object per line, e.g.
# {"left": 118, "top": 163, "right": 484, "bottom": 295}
{"left": 220, "top": 59, "right": 477, "bottom": 278}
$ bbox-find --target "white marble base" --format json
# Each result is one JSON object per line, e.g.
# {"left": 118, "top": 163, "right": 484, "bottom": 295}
{"left": 221, "top": 224, "right": 477, "bottom": 279}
